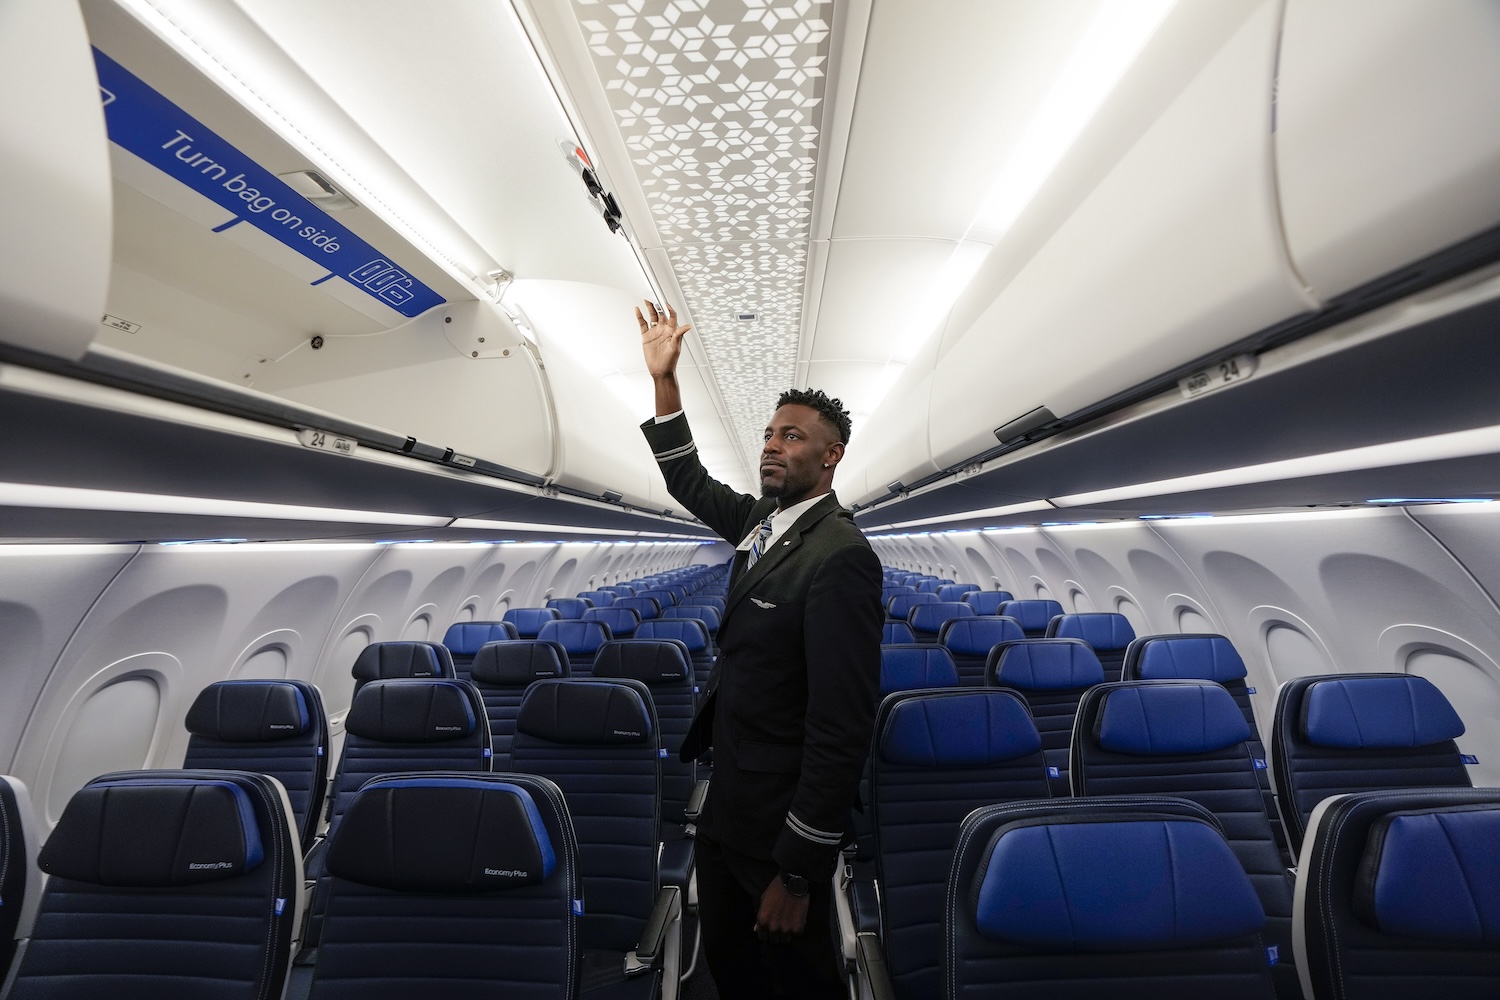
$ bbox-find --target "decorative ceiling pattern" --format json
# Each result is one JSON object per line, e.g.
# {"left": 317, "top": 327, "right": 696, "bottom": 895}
{"left": 572, "top": 0, "right": 832, "bottom": 467}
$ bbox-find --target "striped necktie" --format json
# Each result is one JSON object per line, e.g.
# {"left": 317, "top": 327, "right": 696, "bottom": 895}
{"left": 746, "top": 516, "right": 774, "bottom": 569}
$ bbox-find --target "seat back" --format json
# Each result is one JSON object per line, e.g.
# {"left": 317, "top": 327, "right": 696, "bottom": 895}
{"left": 14, "top": 770, "right": 299, "bottom": 1000}
{"left": 441, "top": 621, "right": 519, "bottom": 679}
{"left": 887, "top": 591, "right": 938, "bottom": 622}
{"left": 328, "top": 679, "right": 492, "bottom": 834}
{"left": 682, "top": 596, "right": 725, "bottom": 615}
{"left": 600, "top": 585, "right": 635, "bottom": 598}
{"left": 503, "top": 607, "right": 562, "bottom": 639}
{"left": 0, "top": 777, "right": 39, "bottom": 980}
{"left": 907, "top": 601, "right": 975, "bottom": 643}
{"left": 591, "top": 639, "right": 697, "bottom": 825}
{"left": 469, "top": 640, "right": 570, "bottom": 768}
{"left": 183, "top": 679, "right": 329, "bottom": 852}
{"left": 614, "top": 596, "right": 662, "bottom": 621}
{"left": 584, "top": 606, "right": 641, "bottom": 638}
{"left": 1272, "top": 673, "right": 1471, "bottom": 854}
{"left": 1296, "top": 788, "right": 1500, "bottom": 1000}
{"left": 882, "top": 621, "right": 915, "bottom": 645}
{"left": 1048, "top": 612, "right": 1136, "bottom": 681}
{"left": 664, "top": 604, "right": 721, "bottom": 635}
{"left": 578, "top": 590, "right": 617, "bottom": 607}
{"left": 350, "top": 641, "right": 453, "bottom": 696}
{"left": 312, "top": 772, "right": 579, "bottom": 1000}
{"left": 962, "top": 590, "right": 1015, "bottom": 615}
{"left": 871, "top": 688, "right": 1051, "bottom": 999}
{"left": 997, "top": 599, "right": 1064, "bottom": 637}
{"left": 547, "top": 597, "right": 592, "bottom": 619}
{"left": 915, "top": 579, "right": 950, "bottom": 594}
{"left": 511, "top": 679, "right": 661, "bottom": 954}
{"left": 940, "top": 615, "right": 1025, "bottom": 685}
{"left": 1073, "top": 680, "right": 1296, "bottom": 998}
{"left": 948, "top": 797, "right": 1274, "bottom": 1000}
{"left": 636, "top": 588, "right": 678, "bottom": 609}
{"left": 882, "top": 585, "right": 917, "bottom": 606}
{"left": 878, "top": 645, "right": 960, "bottom": 695}
{"left": 936, "top": 583, "right": 979, "bottom": 602}
{"left": 636, "top": 618, "right": 714, "bottom": 691}
{"left": 986, "top": 638, "right": 1104, "bottom": 795}
{"left": 536, "top": 619, "right": 613, "bottom": 677}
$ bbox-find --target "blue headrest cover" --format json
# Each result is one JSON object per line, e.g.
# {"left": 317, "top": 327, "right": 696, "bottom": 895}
{"left": 470, "top": 641, "right": 568, "bottom": 686}
{"left": 1051, "top": 613, "right": 1136, "bottom": 651}
{"left": 345, "top": 679, "right": 477, "bottom": 742}
{"left": 888, "top": 593, "right": 939, "bottom": 617}
{"left": 185, "top": 680, "right": 309, "bottom": 741}
{"left": 537, "top": 619, "right": 611, "bottom": 653}
{"left": 351, "top": 642, "right": 448, "bottom": 683}
{"left": 1097, "top": 683, "right": 1250, "bottom": 755}
{"left": 880, "top": 646, "right": 960, "bottom": 694}
{"left": 615, "top": 598, "right": 660, "bottom": 618}
{"left": 578, "top": 591, "right": 615, "bottom": 606}
{"left": 1355, "top": 805, "right": 1500, "bottom": 942}
{"left": 442, "top": 622, "right": 518, "bottom": 655}
{"left": 996, "top": 642, "right": 1104, "bottom": 691}
{"left": 40, "top": 777, "right": 263, "bottom": 886}
{"left": 998, "top": 600, "right": 1063, "bottom": 632}
{"left": 546, "top": 598, "right": 591, "bottom": 618}
{"left": 976, "top": 819, "right": 1264, "bottom": 950}
{"left": 908, "top": 602, "right": 975, "bottom": 633}
{"left": 503, "top": 608, "right": 561, "bottom": 635}
{"left": 667, "top": 606, "right": 721, "bottom": 629}
{"left": 329, "top": 777, "right": 555, "bottom": 892}
{"left": 1135, "top": 636, "right": 1247, "bottom": 683}
{"left": 1302, "top": 675, "right": 1464, "bottom": 749}
{"left": 636, "top": 619, "right": 708, "bottom": 652}
{"left": 880, "top": 692, "right": 1040, "bottom": 767}
{"left": 593, "top": 640, "right": 691, "bottom": 686}
{"left": 941, "top": 617, "right": 1024, "bottom": 656}
{"left": 882, "top": 622, "right": 915, "bottom": 644}
{"left": 584, "top": 607, "right": 640, "bottom": 633}
{"left": 964, "top": 592, "right": 1015, "bottom": 614}
{"left": 516, "top": 680, "right": 654, "bottom": 746}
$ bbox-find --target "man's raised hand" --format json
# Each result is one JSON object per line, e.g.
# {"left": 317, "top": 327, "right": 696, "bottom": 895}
{"left": 638, "top": 302, "right": 691, "bottom": 380}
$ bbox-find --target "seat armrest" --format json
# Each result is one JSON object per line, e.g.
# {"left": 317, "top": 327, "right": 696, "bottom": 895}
{"left": 685, "top": 779, "right": 709, "bottom": 820}
{"left": 856, "top": 932, "right": 897, "bottom": 1000}
{"left": 627, "top": 884, "right": 683, "bottom": 973}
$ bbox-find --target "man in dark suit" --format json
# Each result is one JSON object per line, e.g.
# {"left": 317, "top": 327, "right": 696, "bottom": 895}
{"left": 636, "top": 302, "right": 883, "bottom": 999}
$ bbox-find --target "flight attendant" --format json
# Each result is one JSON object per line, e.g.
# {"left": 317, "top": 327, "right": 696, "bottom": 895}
{"left": 637, "top": 303, "right": 883, "bottom": 998}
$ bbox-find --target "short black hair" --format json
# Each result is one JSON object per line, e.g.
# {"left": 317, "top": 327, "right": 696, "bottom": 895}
{"left": 776, "top": 387, "right": 852, "bottom": 444}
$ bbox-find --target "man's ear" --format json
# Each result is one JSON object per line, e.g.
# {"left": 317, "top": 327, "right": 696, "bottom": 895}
{"left": 824, "top": 441, "right": 845, "bottom": 468}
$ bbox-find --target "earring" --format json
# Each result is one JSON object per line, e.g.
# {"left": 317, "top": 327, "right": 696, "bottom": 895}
{"left": 823, "top": 463, "right": 830, "bottom": 468}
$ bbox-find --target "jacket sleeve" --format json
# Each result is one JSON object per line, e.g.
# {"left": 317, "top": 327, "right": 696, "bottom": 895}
{"left": 640, "top": 412, "right": 757, "bottom": 544}
{"left": 773, "top": 540, "right": 884, "bottom": 881}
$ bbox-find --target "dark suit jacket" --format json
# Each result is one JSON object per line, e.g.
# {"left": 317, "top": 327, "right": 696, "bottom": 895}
{"left": 642, "top": 413, "right": 883, "bottom": 880}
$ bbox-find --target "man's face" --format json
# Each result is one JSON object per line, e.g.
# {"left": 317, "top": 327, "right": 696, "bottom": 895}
{"left": 760, "top": 403, "right": 839, "bottom": 502}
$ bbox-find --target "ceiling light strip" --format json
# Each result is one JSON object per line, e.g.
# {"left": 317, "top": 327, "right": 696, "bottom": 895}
{"left": 0, "top": 482, "right": 450, "bottom": 526}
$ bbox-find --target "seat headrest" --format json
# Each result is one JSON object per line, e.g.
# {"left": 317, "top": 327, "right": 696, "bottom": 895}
{"left": 40, "top": 776, "right": 263, "bottom": 886}
{"left": 1302, "top": 675, "right": 1464, "bottom": 749}
{"left": 516, "top": 679, "right": 655, "bottom": 746}
{"left": 1097, "top": 682, "right": 1250, "bottom": 756}
{"left": 882, "top": 622, "right": 915, "bottom": 645}
{"left": 975, "top": 817, "right": 1263, "bottom": 950}
{"left": 577, "top": 590, "right": 616, "bottom": 606}
{"left": 614, "top": 597, "right": 661, "bottom": 619}
{"left": 583, "top": 607, "right": 640, "bottom": 635}
{"left": 470, "top": 641, "right": 568, "bottom": 686}
{"left": 908, "top": 602, "right": 976, "bottom": 633}
{"left": 1354, "top": 804, "right": 1500, "bottom": 942}
{"left": 351, "top": 642, "right": 450, "bottom": 683}
{"left": 503, "top": 608, "right": 562, "bottom": 637}
{"left": 993, "top": 641, "right": 1104, "bottom": 691}
{"left": 666, "top": 605, "right": 721, "bottom": 630}
{"left": 345, "top": 679, "right": 478, "bottom": 743}
{"left": 880, "top": 645, "right": 959, "bottom": 694}
{"left": 185, "top": 680, "right": 310, "bottom": 741}
{"left": 1049, "top": 613, "right": 1136, "bottom": 651}
{"left": 592, "top": 640, "right": 691, "bottom": 686}
{"left": 441, "top": 622, "right": 518, "bottom": 655}
{"left": 546, "top": 598, "right": 591, "bottom": 618}
{"left": 1133, "top": 635, "right": 1247, "bottom": 683}
{"left": 536, "top": 619, "right": 612, "bottom": 653}
{"left": 940, "top": 616, "right": 1024, "bottom": 656}
{"left": 937, "top": 584, "right": 979, "bottom": 602}
{"left": 636, "top": 619, "right": 708, "bottom": 652}
{"left": 637, "top": 589, "right": 677, "bottom": 607}
{"left": 963, "top": 591, "right": 1015, "bottom": 615}
{"left": 887, "top": 592, "right": 939, "bottom": 617}
{"left": 880, "top": 691, "right": 1040, "bottom": 767}
{"left": 328, "top": 776, "right": 555, "bottom": 892}
{"left": 997, "top": 600, "right": 1063, "bottom": 632}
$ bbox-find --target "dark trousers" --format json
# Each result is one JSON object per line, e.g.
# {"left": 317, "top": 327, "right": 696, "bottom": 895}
{"left": 695, "top": 833, "right": 845, "bottom": 1000}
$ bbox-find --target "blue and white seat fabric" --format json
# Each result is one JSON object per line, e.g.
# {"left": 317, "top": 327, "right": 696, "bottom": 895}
{"left": 946, "top": 797, "right": 1275, "bottom": 1000}
{"left": 11, "top": 770, "right": 300, "bottom": 1000}
{"left": 308, "top": 772, "right": 580, "bottom": 1000}
{"left": 1271, "top": 673, "right": 1471, "bottom": 854}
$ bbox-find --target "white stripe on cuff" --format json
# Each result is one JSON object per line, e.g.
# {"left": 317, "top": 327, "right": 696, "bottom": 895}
{"left": 653, "top": 441, "right": 698, "bottom": 462}
{"left": 786, "top": 812, "right": 842, "bottom": 845}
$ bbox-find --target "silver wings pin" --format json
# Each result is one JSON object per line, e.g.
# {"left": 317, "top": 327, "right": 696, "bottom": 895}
{"left": 750, "top": 597, "right": 777, "bottom": 609}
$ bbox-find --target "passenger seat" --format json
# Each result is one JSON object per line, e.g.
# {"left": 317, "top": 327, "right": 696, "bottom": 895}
{"left": 1047, "top": 612, "right": 1135, "bottom": 682}
{"left": 986, "top": 638, "right": 1105, "bottom": 796}
{"left": 468, "top": 639, "right": 570, "bottom": 768}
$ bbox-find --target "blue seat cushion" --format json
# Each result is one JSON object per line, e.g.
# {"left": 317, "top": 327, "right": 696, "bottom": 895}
{"left": 1302, "top": 675, "right": 1465, "bottom": 749}
{"left": 471, "top": 640, "right": 569, "bottom": 685}
{"left": 1355, "top": 804, "right": 1500, "bottom": 942}
{"left": 40, "top": 778, "right": 263, "bottom": 886}
{"left": 993, "top": 640, "right": 1104, "bottom": 691}
{"left": 1097, "top": 682, "right": 1251, "bottom": 756}
{"left": 879, "top": 690, "right": 1040, "bottom": 767}
{"left": 1133, "top": 635, "right": 1248, "bottom": 683}
{"left": 185, "top": 680, "right": 310, "bottom": 741}
{"left": 975, "top": 818, "right": 1264, "bottom": 949}
{"left": 344, "top": 679, "right": 477, "bottom": 743}
{"left": 328, "top": 776, "right": 555, "bottom": 891}
{"left": 880, "top": 645, "right": 959, "bottom": 694}
{"left": 516, "top": 679, "right": 654, "bottom": 746}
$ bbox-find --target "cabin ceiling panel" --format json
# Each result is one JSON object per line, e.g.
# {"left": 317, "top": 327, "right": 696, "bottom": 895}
{"left": 570, "top": 0, "right": 833, "bottom": 465}
{"left": 809, "top": 238, "right": 957, "bottom": 361}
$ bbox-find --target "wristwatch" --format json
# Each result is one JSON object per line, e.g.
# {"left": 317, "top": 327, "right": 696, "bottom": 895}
{"left": 780, "top": 871, "right": 810, "bottom": 897}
